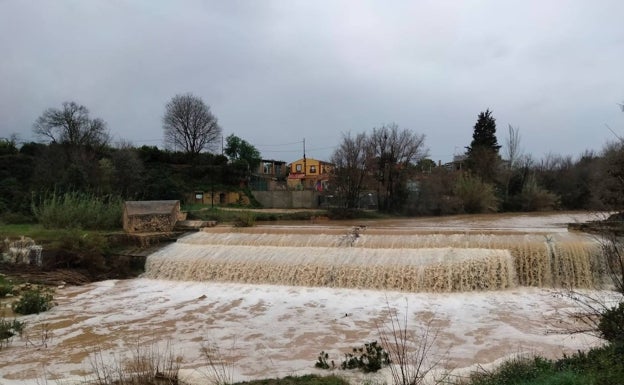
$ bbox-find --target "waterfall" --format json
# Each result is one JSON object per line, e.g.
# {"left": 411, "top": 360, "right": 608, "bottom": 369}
{"left": 143, "top": 227, "right": 602, "bottom": 292}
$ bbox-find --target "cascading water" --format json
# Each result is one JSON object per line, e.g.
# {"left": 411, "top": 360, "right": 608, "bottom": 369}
{"left": 143, "top": 226, "right": 603, "bottom": 292}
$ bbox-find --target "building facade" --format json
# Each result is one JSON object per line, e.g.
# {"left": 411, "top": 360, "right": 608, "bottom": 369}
{"left": 287, "top": 157, "right": 332, "bottom": 191}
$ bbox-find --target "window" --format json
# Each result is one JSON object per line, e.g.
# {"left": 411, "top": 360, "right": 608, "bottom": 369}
{"left": 310, "top": 165, "right": 316, "bottom": 173}
{"left": 275, "top": 164, "right": 282, "bottom": 175}
{"left": 263, "top": 162, "right": 272, "bottom": 174}
{"left": 296, "top": 164, "right": 302, "bottom": 172}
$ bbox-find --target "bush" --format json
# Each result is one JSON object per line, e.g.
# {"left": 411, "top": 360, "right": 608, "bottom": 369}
{"left": 0, "top": 318, "right": 25, "bottom": 349}
{"left": 12, "top": 288, "right": 54, "bottom": 315}
{"left": 234, "top": 375, "right": 350, "bottom": 385}
{"left": 32, "top": 191, "right": 122, "bottom": 230}
{"left": 340, "top": 341, "right": 390, "bottom": 373}
{"left": 315, "top": 351, "right": 333, "bottom": 369}
{"left": 234, "top": 211, "right": 256, "bottom": 227}
{"left": 48, "top": 230, "right": 109, "bottom": 273}
{"left": 0, "top": 282, "right": 13, "bottom": 298}
{"left": 0, "top": 276, "right": 14, "bottom": 298}
{"left": 517, "top": 176, "right": 560, "bottom": 211}
{"left": 468, "top": 356, "right": 553, "bottom": 385}
{"left": 0, "top": 211, "right": 35, "bottom": 225}
{"left": 453, "top": 174, "right": 499, "bottom": 213}
{"left": 598, "top": 302, "right": 624, "bottom": 343}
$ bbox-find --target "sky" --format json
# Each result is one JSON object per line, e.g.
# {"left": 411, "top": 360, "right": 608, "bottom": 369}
{"left": 1, "top": 1, "right": 623, "bottom": 163}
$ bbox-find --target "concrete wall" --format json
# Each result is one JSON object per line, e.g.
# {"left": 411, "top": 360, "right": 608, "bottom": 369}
{"left": 252, "top": 190, "right": 320, "bottom": 209}
{"left": 188, "top": 191, "right": 250, "bottom": 206}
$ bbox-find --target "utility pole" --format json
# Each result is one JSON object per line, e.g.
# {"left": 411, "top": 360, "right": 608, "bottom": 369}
{"left": 303, "top": 138, "right": 307, "bottom": 189}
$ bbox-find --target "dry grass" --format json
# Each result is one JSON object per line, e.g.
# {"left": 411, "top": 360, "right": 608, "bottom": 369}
{"left": 85, "top": 340, "right": 181, "bottom": 385}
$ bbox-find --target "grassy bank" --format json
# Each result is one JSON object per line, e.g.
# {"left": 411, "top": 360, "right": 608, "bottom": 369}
{"left": 0, "top": 224, "right": 113, "bottom": 243}
{"left": 1, "top": 224, "right": 145, "bottom": 282}
{"left": 232, "top": 375, "right": 349, "bottom": 385}
{"left": 463, "top": 343, "right": 624, "bottom": 385}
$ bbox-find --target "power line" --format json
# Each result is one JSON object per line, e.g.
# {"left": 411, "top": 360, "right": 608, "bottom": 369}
{"left": 254, "top": 140, "right": 303, "bottom": 147}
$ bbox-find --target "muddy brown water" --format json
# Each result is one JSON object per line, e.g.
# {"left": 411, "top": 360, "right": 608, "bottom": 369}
{"left": 0, "top": 212, "right": 612, "bottom": 384}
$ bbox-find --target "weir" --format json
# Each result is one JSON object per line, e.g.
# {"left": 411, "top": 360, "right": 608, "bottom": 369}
{"left": 143, "top": 226, "right": 604, "bottom": 292}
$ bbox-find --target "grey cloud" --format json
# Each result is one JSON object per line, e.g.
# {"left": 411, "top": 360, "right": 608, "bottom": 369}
{"left": 0, "top": 0, "right": 622, "bottom": 163}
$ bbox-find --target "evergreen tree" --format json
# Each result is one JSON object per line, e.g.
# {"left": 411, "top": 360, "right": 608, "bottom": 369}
{"left": 466, "top": 109, "right": 501, "bottom": 154}
{"left": 465, "top": 109, "right": 501, "bottom": 182}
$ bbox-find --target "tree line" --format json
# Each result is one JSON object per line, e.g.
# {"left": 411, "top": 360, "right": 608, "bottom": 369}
{"left": 0, "top": 93, "right": 261, "bottom": 222}
{"left": 327, "top": 108, "right": 624, "bottom": 215}
{"left": 1, "top": 93, "right": 622, "bottom": 221}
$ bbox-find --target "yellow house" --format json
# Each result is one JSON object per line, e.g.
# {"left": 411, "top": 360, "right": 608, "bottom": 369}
{"left": 287, "top": 157, "right": 332, "bottom": 191}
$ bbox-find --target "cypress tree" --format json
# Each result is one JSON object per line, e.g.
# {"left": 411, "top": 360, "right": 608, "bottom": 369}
{"left": 465, "top": 109, "right": 501, "bottom": 182}
{"left": 466, "top": 109, "right": 501, "bottom": 155}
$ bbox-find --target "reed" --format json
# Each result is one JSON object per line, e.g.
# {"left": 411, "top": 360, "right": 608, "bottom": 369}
{"left": 32, "top": 191, "right": 122, "bottom": 230}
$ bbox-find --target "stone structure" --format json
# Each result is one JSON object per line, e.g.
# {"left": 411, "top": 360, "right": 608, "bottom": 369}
{"left": 123, "top": 200, "right": 185, "bottom": 233}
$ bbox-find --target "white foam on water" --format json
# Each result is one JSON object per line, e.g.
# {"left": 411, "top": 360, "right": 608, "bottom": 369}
{"left": 0, "top": 212, "right": 614, "bottom": 384}
{"left": 0, "top": 279, "right": 615, "bottom": 384}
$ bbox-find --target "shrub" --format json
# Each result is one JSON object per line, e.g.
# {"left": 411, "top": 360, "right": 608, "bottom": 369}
{"left": 32, "top": 191, "right": 122, "bottom": 230}
{"left": 556, "top": 343, "right": 624, "bottom": 384}
{"left": 0, "top": 276, "right": 13, "bottom": 298}
{"left": 234, "top": 211, "right": 256, "bottom": 227}
{"left": 0, "top": 283, "right": 13, "bottom": 298}
{"left": 340, "top": 341, "right": 390, "bottom": 373}
{"left": 0, "top": 318, "right": 25, "bottom": 349}
{"left": 0, "top": 211, "right": 35, "bottom": 225}
{"left": 468, "top": 356, "right": 553, "bottom": 385}
{"left": 45, "top": 229, "right": 109, "bottom": 274}
{"left": 517, "top": 175, "right": 560, "bottom": 211}
{"left": 453, "top": 174, "right": 499, "bottom": 213}
{"left": 315, "top": 351, "right": 333, "bottom": 369}
{"left": 598, "top": 302, "right": 624, "bottom": 343}
{"left": 12, "top": 288, "right": 54, "bottom": 315}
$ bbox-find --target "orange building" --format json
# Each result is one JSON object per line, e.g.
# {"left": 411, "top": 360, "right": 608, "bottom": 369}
{"left": 287, "top": 157, "right": 332, "bottom": 191}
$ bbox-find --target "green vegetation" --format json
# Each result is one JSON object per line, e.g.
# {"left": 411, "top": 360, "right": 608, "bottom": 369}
{"left": 32, "top": 191, "right": 122, "bottom": 230}
{"left": 465, "top": 344, "right": 624, "bottom": 385}
{"left": 0, "top": 276, "right": 14, "bottom": 297}
{"left": 233, "top": 210, "right": 256, "bottom": 227}
{"left": 315, "top": 341, "right": 391, "bottom": 373}
{"left": 453, "top": 173, "right": 499, "bottom": 213}
{"left": 232, "top": 375, "right": 350, "bottom": 385}
{"left": 315, "top": 351, "right": 333, "bottom": 370}
{"left": 598, "top": 302, "right": 624, "bottom": 343}
{"left": 465, "top": 109, "right": 501, "bottom": 183}
{"left": 0, "top": 224, "right": 119, "bottom": 248}
{"left": 1, "top": 103, "right": 623, "bottom": 220}
{"left": 11, "top": 288, "right": 54, "bottom": 315}
{"left": 340, "top": 341, "right": 390, "bottom": 372}
{"left": 0, "top": 318, "right": 25, "bottom": 349}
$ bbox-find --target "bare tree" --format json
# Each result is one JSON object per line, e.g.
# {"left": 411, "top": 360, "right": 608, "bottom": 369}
{"left": 163, "top": 93, "right": 222, "bottom": 157}
{"left": 502, "top": 125, "right": 522, "bottom": 204}
{"left": 378, "top": 301, "right": 448, "bottom": 385}
{"left": 329, "top": 132, "right": 371, "bottom": 209}
{"left": 504, "top": 124, "right": 522, "bottom": 169}
{"left": 368, "top": 123, "right": 427, "bottom": 212}
{"left": 33, "top": 101, "right": 110, "bottom": 148}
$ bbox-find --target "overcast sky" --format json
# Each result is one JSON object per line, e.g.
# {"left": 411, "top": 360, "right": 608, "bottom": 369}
{"left": 1, "top": 1, "right": 623, "bottom": 163}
